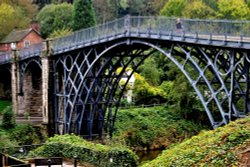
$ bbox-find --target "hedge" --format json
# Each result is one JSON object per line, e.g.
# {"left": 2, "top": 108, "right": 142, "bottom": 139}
{"left": 29, "top": 134, "right": 138, "bottom": 167}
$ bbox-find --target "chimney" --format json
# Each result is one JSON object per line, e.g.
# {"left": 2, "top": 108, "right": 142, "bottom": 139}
{"left": 29, "top": 20, "right": 40, "bottom": 33}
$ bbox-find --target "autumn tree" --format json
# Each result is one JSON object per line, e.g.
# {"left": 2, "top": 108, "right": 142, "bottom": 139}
{"left": 0, "top": 3, "right": 29, "bottom": 40}
{"left": 36, "top": 3, "right": 73, "bottom": 37}
{"left": 217, "top": 0, "right": 250, "bottom": 20}
{"left": 16, "top": 0, "right": 38, "bottom": 19}
{"left": 72, "top": 0, "right": 96, "bottom": 31}
{"left": 183, "top": 0, "right": 215, "bottom": 19}
{"left": 160, "top": 0, "right": 187, "bottom": 17}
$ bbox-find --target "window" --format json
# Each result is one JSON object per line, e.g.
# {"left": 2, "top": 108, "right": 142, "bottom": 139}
{"left": 24, "top": 40, "right": 30, "bottom": 47}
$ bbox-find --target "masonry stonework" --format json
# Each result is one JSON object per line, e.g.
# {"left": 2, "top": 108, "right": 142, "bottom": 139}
{"left": 11, "top": 49, "right": 44, "bottom": 120}
{"left": 17, "top": 69, "right": 42, "bottom": 116}
{"left": 41, "top": 57, "right": 49, "bottom": 123}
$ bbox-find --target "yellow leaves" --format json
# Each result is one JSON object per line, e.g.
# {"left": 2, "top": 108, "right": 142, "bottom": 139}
{"left": 217, "top": 0, "right": 250, "bottom": 20}
{"left": 0, "top": 3, "right": 29, "bottom": 40}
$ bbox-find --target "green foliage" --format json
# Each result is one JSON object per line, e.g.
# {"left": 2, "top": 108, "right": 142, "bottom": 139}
{"left": 202, "top": 0, "right": 218, "bottom": 10}
{"left": 142, "top": 116, "right": 250, "bottom": 167}
{"left": 114, "top": 106, "right": 207, "bottom": 150}
{"left": 159, "top": 0, "right": 250, "bottom": 20}
{"left": 49, "top": 27, "right": 73, "bottom": 38}
{"left": 0, "top": 129, "right": 19, "bottom": 149}
{"left": 0, "top": 100, "right": 11, "bottom": 115}
{"left": 72, "top": 0, "right": 96, "bottom": 31}
{"left": 0, "top": 3, "right": 29, "bottom": 40}
{"left": 138, "top": 57, "right": 163, "bottom": 86}
{"left": 1, "top": 106, "right": 15, "bottom": 130}
{"left": 183, "top": 0, "right": 216, "bottom": 19}
{"left": 217, "top": 0, "right": 250, "bottom": 20}
{"left": 160, "top": 0, "right": 187, "bottom": 17}
{"left": 36, "top": 3, "right": 73, "bottom": 37}
{"left": 29, "top": 134, "right": 138, "bottom": 167}
{"left": 10, "top": 124, "right": 40, "bottom": 145}
{"left": 133, "top": 73, "right": 165, "bottom": 104}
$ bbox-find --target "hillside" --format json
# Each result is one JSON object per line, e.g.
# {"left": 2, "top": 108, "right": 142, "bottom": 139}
{"left": 142, "top": 116, "right": 250, "bottom": 167}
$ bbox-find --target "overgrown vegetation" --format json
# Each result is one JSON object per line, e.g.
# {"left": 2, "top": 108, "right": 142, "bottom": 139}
{"left": 142, "top": 116, "right": 250, "bottom": 167}
{"left": 0, "top": 100, "right": 11, "bottom": 115}
{"left": 113, "top": 106, "right": 208, "bottom": 151}
{"left": 29, "top": 134, "right": 138, "bottom": 167}
{"left": 0, "top": 105, "right": 42, "bottom": 152}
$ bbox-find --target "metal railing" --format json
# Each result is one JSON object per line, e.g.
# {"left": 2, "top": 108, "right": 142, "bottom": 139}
{"left": 51, "top": 16, "right": 250, "bottom": 52}
{"left": 0, "top": 16, "right": 250, "bottom": 64}
{"left": 19, "top": 43, "right": 43, "bottom": 60}
{"left": 0, "top": 51, "right": 12, "bottom": 65}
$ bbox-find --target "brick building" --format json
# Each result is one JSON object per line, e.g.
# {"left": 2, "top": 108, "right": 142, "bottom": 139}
{"left": 0, "top": 27, "right": 43, "bottom": 52}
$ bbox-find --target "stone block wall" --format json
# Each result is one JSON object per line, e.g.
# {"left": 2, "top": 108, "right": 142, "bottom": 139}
{"left": 18, "top": 69, "right": 43, "bottom": 117}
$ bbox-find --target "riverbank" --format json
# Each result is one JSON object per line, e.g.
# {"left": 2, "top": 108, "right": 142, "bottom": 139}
{"left": 141, "top": 116, "right": 250, "bottom": 166}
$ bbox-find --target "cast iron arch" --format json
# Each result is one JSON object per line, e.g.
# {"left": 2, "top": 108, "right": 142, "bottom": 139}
{"left": 53, "top": 38, "right": 249, "bottom": 138}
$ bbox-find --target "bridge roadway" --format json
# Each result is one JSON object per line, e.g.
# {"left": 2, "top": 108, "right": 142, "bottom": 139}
{"left": 0, "top": 16, "right": 250, "bottom": 138}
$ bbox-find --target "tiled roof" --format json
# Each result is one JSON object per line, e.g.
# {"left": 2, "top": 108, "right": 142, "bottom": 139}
{"left": 0, "top": 29, "right": 38, "bottom": 43}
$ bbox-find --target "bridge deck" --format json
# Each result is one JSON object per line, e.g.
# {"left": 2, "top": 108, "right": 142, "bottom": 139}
{"left": 0, "top": 16, "right": 249, "bottom": 65}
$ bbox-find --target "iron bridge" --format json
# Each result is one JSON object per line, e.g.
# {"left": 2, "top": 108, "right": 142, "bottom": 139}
{"left": 0, "top": 16, "right": 250, "bottom": 138}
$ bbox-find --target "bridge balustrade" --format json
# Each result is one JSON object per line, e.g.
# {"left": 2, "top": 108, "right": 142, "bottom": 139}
{"left": 51, "top": 16, "right": 250, "bottom": 54}
{"left": 0, "top": 51, "right": 12, "bottom": 65}
{"left": 51, "top": 17, "right": 126, "bottom": 53}
{"left": 0, "top": 16, "right": 249, "bottom": 65}
{"left": 19, "top": 43, "right": 43, "bottom": 61}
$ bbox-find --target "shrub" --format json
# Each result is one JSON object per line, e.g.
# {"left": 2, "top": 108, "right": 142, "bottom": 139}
{"left": 113, "top": 106, "right": 207, "bottom": 150}
{"left": 0, "top": 100, "right": 11, "bottom": 115}
{"left": 10, "top": 124, "right": 40, "bottom": 145}
{"left": 29, "top": 134, "right": 138, "bottom": 167}
{"left": 1, "top": 106, "right": 15, "bottom": 130}
{"left": 142, "top": 116, "right": 250, "bottom": 166}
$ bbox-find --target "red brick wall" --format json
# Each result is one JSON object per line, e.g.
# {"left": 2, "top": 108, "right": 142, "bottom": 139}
{"left": 0, "top": 43, "right": 11, "bottom": 52}
{"left": 17, "top": 31, "right": 43, "bottom": 49}
{"left": 0, "top": 30, "right": 43, "bottom": 51}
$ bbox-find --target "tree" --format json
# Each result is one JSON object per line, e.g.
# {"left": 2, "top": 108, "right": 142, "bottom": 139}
{"left": 217, "top": 0, "right": 250, "bottom": 20}
{"left": 202, "top": 0, "right": 218, "bottom": 10}
{"left": 1, "top": 106, "right": 15, "bottom": 130}
{"left": 36, "top": 3, "right": 73, "bottom": 37}
{"left": 183, "top": 0, "right": 215, "bottom": 19}
{"left": 0, "top": 3, "right": 29, "bottom": 40}
{"left": 49, "top": 27, "right": 72, "bottom": 38}
{"left": 16, "top": 0, "right": 38, "bottom": 19}
{"left": 138, "top": 57, "right": 163, "bottom": 86}
{"left": 72, "top": 0, "right": 96, "bottom": 31}
{"left": 246, "top": 0, "right": 250, "bottom": 8}
{"left": 145, "top": 0, "right": 168, "bottom": 15}
{"left": 32, "top": 0, "right": 51, "bottom": 9}
{"left": 160, "top": 0, "right": 187, "bottom": 17}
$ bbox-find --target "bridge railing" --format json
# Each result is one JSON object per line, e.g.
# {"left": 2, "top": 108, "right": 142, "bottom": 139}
{"left": 0, "top": 16, "right": 249, "bottom": 64}
{"left": 128, "top": 16, "right": 250, "bottom": 42}
{"left": 19, "top": 43, "right": 43, "bottom": 60}
{"left": 51, "top": 17, "right": 126, "bottom": 53}
{"left": 51, "top": 16, "right": 250, "bottom": 53}
{"left": 0, "top": 51, "right": 12, "bottom": 65}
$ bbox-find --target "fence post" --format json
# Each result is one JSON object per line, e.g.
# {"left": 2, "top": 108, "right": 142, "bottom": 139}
{"left": 48, "top": 159, "right": 51, "bottom": 167}
{"left": 124, "top": 14, "right": 131, "bottom": 35}
{"left": 74, "top": 156, "right": 78, "bottom": 167}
